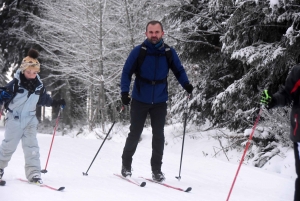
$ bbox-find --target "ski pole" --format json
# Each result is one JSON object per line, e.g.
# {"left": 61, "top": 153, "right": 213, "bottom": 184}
{"left": 226, "top": 107, "right": 262, "bottom": 201}
{"left": 41, "top": 106, "right": 63, "bottom": 173}
{"left": 0, "top": 104, "right": 4, "bottom": 121}
{"left": 175, "top": 93, "right": 191, "bottom": 181}
{"left": 83, "top": 106, "right": 124, "bottom": 176}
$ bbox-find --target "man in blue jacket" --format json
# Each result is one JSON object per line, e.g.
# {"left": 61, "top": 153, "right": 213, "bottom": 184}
{"left": 120, "top": 21, "right": 193, "bottom": 182}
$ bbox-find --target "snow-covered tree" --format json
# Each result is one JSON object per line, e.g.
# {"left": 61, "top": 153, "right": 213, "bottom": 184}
{"left": 213, "top": 0, "right": 299, "bottom": 131}
{"left": 6, "top": 0, "right": 174, "bottom": 132}
{"left": 164, "top": 0, "right": 300, "bottom": 135}
{"left": 163, "top": 0, "right": 236, "bottom": 128}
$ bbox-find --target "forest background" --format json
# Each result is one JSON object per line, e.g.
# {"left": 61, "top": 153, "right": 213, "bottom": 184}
{"left": 0, "top": 0, "right": 299, "bottom": 168}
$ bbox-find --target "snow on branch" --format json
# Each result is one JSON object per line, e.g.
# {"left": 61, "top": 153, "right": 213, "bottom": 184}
{"left": 231, "top": 43, "right": 285, "bottom": 67}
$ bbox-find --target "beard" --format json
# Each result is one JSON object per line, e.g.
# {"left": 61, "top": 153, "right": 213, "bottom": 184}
{"left": 148, "top": 36, "right": 162, "bottom": 44}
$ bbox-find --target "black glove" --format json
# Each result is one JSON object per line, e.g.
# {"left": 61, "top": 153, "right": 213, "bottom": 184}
{"left": 184, "top": 83, "right": 194, "bottom": 94}
{"left": 260, "top": 90, "right": 275, "bottom": 109}
{"left": 51, "top": 99, "right": 66, "bottom": 108}
{"left": 121, "top": 92, "right": 131, "bottom": 106}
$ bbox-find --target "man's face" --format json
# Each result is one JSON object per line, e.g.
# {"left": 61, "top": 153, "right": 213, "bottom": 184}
{"left": 145, "top": 23, "right": 164, "bottom": 44}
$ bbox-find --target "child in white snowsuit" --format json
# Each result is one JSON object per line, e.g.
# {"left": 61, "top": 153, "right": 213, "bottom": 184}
{"left": 0, "top": 49, "right": 65, "bottom": 184}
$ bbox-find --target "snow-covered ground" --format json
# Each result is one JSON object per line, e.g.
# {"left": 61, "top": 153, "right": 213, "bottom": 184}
{"left": 0, "top": 121, "right": 296, "bottom": 201}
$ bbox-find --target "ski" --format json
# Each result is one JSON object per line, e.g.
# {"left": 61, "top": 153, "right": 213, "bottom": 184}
{"left": 114, "top": 173, "right": 146, "bottom": 187}
{"left": 139, "top": 177, "right": 192, "bottom": 192}
{"left": 18, "top": 178, "right": 65, "bottom": 191}
{"left": 0, "top": 179, "right": 6, "bottom": 186}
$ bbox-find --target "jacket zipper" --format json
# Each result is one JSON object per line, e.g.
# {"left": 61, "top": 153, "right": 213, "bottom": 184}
{"left": 294, "top": 114, "right": 298, "bottom": 136}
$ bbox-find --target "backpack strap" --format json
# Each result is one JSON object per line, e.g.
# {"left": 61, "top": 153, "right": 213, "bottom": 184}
{"left": 130, "top": 42, "right": 180, "bottom": 92}
{"left": 137, "top": 43, "right": 147, "bottom": 75}
{"left": 129, "top": 43, "right": 147, "bottom": 77}
{"left": 137, "top": 76, "right": 168, "bottom": 85}
{"left": 164, "top": 44, "right": 179, "bottom": 78}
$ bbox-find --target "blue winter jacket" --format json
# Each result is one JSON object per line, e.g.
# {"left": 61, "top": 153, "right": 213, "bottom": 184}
{"left": 121, "top": 39, "right": 190, "bottom": 104}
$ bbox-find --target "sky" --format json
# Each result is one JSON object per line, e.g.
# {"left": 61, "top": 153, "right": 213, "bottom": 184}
{"left": 0, "top": 121, "right": 296, "bottom": 201}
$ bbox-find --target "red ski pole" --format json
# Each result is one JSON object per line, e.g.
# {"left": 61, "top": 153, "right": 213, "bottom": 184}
{"left": 0, "top": 104, "right": 4, "bottom": 120}
{"left": 226, "top": 107, "right": 262, "bottom": 201}
{"left": 41, "top": 107, "right": 63, "bottom": 173}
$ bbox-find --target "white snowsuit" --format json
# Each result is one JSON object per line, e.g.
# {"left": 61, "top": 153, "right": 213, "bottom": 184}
{"left": 0, "top": 70, "right": 52, "bottom": 180}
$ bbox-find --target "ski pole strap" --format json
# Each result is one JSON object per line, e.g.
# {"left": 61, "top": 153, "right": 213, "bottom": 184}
{"left": 260, "top": 90, "right": 271, "bottom": 105}
{"left": 263, "top": 89, "right": 271, "bottom": 99}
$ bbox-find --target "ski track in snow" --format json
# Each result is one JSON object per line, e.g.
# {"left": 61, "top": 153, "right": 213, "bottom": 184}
{"left": 0, "top": 125, "right": 295, "bottom": 201}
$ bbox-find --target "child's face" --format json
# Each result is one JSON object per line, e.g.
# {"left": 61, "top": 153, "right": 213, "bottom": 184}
{"left": 24, "top": 69, "right": 38, "bottom": 79}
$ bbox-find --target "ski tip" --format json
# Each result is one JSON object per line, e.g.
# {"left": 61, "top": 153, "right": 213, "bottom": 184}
{"left": 185, "top": 187, "right": 192, "bottom": 192}
{"left": 58, "top": 187, "right": 65, "bottom": 191}
{"left": 140, "top": 182, "right": 146, "bottom": 187}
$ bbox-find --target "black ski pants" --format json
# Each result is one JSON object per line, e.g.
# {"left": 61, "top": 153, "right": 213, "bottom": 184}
{"left": 122, "top": 99, "right": 167, "bottom": 171}
{"left": 294, "top": 142, "right": 300, "bottom": 201}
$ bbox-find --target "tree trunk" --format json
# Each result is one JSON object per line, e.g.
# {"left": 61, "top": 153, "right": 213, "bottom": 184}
{"left": 98, "top": 1, "right": 106, "bottom": 134}
{"left": 86, "top": 0, "right": 95, "bottom": 131}
{"left": 124, "top": 0, "right": 135, "bottom": 49}
{"left": 62, "top": 79, "right": 73, "bottom": 128}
